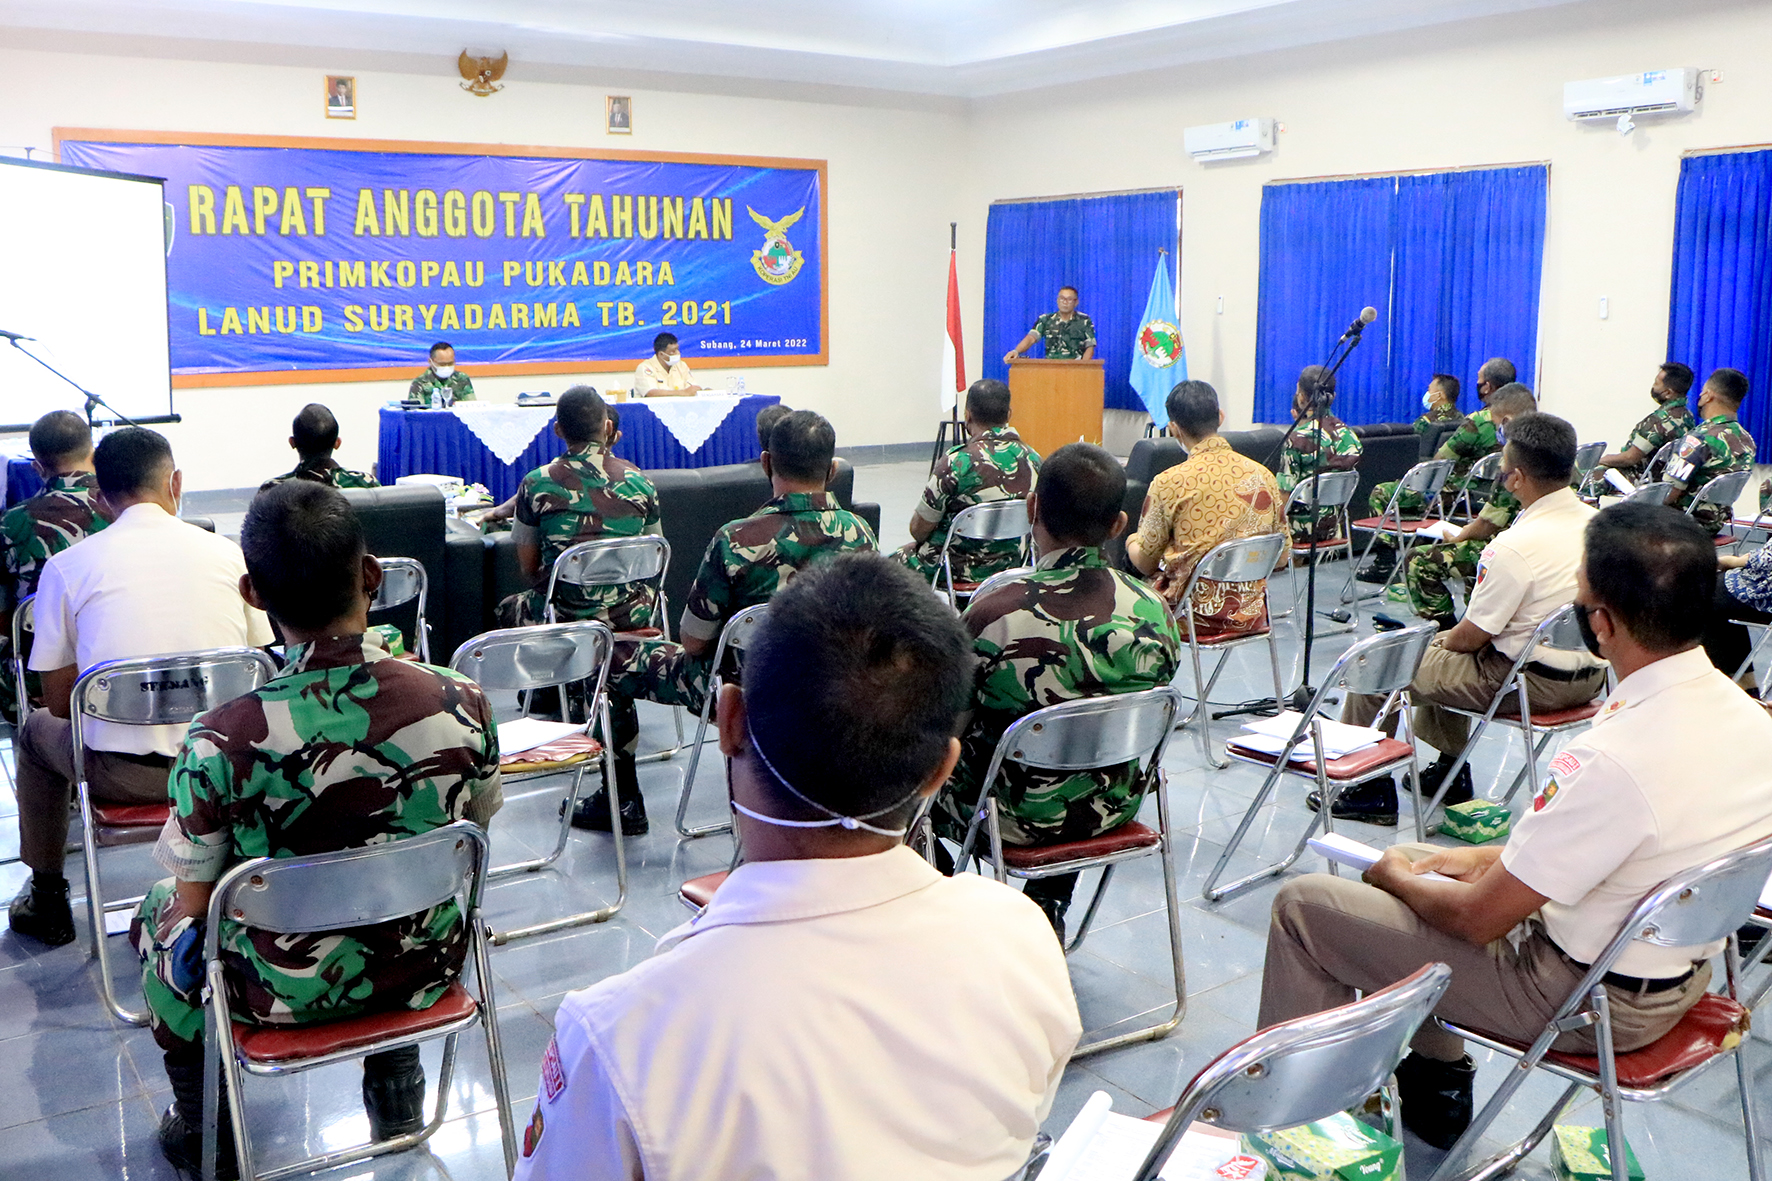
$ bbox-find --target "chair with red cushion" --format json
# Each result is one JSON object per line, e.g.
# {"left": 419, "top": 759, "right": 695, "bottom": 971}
{"left": 934, "top": 498, "right": 1031, "bottom": 611}
{"left": 451, "top": 620, "right": 623, "bottom": 944}
{"left": 1276, "top": 469, "right": 1361, "bottom": 638}
{"left": 546, "top": 534, "right": 684, "bottom": 763}
{"left": 955, "top": 686, "right": 1189, "bottom": 1057}
{"left": 1173, "top": 534, "right": 1291, "bottom": 770}
{"left": 1430, "top": 833, "right": 1772, "bottom": 1181}
{"left": 369, "top": 556, "right": 431, "bottom": 662}
{"left": 199, "top": 822, "right": 518, "bottom": 1181}
{"left": 1204, "top": 624, "right": 1439, "bottom": 903}
{"left": 8, "top": 592, "right": 35, "bottom": 725}
{"left": 1426, "top": 603, "right": 1610, "bottom": 820}
{"left": 71, "top": 648, "right": 279, "bottom": 1027}
{"left": 674, "top": 602, "right": 770, "bottom": 839}
{"left": 677, "top": 870, "right": 730, "bottom": 912}
{"left": 1343, "top": 457, "right": 1456, "bottom": 606}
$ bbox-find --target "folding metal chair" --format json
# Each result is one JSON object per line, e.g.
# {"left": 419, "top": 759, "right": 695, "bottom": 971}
{"left": 72, "top": 648, "right": 279, "bottom": 1026}
{"left": 1202, "top": 624, "right": 1438, "bottom": 902}
{"left": 964, "top": 565, "right": 1036, "bottom": 605}
{"left": 546, "top": 534, "right": 684, "bottom": 763}
{"left": 1345, "top": 458, "right": 1455, "bottom": 606}
{"left": 955, "top": 687, "right": 1188, "bottom": 1056}
{"left": 369, "top": 556, "right": 429, "bottom": 663}
{"left": 1278, "top": 470, "right": 1361, "bottom": 636}
{"left": 1685, "top": 468, "right": 1753, "bottom": 527}
{"left": 1431, "top": 833, "right": 1772, "bottom": 1181}
{"left": 1623, "top": 480, "right": 1674, "bottom": 505}
{"left": 1125, "top": 962, "right": 1453, "bottom": 1181}
{"left": 9, "top": 592, "right": 33, "bottom": 723}
{"left": 935, "top": 499, "right": 1032, "bottom": 611}
{"left": 199, "top": 822, "right": 518, "bottom": 1181}
{"left": 1172, "top": 534, "right": 1288, "bottom": 770}
{"left": 1422, "top": 604, "right": 1607, "bottom": 819}
{"left": 1446, "top": 451, "right": 1504, "bottom": 523}
{"left": 674, "top": 602, "right": 770, "bottom": 839}
{"left": 1572, "top": 440, "right": 1606, "bottom": 485}
{"left": 449, "top": 621, "right": 625, "bottom": 944}
{"left": 1640, "top": 438, "right": 1680, "bottom": 486}
{"left": 1719, "top": 510, "right": 1772, "bottom": 557}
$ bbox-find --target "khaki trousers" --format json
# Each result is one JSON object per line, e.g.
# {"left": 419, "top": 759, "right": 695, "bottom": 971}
{"left": 1258, "top": 848, "right": 1710, "bottom": 1061}
{"left": 15, "top": 710, "right": 173, "bottom": 874}
{"left": 1341, "top": 642, "right": 1607, "bottom": 757}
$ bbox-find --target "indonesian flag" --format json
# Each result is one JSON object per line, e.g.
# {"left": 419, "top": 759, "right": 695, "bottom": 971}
{"left": 941, "top": 248, "right": 965, "bottom": 414}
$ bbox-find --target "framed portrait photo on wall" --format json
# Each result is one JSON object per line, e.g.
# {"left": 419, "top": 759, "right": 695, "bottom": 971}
{"left": 606, "top": 95, "right": 632, "bottom": 134}
{"left": 325, "top": 76, "right": 356, "bottom": 119}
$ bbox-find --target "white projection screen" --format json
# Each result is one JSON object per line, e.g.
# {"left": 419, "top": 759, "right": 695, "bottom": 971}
{"left": 0, "top": 156, "right": 173, "bottom": 429}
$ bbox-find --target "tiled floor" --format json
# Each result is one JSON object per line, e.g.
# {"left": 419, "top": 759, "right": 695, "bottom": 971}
{"left": 2, "top": 457, "right": 1768, "bottom": 1179}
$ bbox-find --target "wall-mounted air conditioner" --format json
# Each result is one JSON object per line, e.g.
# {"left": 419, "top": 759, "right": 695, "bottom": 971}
{"left": 1564, "top": 69, "right": 1701, "bottom": 122}
{"left": 1184, "top": 119, "right": 1275, "bottom": 163}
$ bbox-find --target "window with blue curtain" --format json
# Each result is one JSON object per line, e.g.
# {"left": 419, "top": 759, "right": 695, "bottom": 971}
{"left": 1667, "top": 149, "right": 1772, "bottom": 462}
{"left": 1254, "top": 164, "right": 1547, "bottom": 426}
{"left": 982, "top": 189, "right": 1179, "bottom": 412}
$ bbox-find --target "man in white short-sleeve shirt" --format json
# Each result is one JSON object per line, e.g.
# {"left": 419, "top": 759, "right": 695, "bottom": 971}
{"left": 1325, "top": 414, "right": 1609, "bottom": 826}
{"left": 9, "top": 428, "right": 273, "bottom": 947}
{"left": 633, "top": 331, "right": 702, "bottom": 394}
{"left": 513, "top": 553, "right": 1080, "bottom": 1181}
{"left": 1259, "top": 500, "right": 1772, "bottom": 1150}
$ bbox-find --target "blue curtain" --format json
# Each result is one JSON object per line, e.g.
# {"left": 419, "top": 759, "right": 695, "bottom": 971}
{"left": 1253, "top": 177, "right": 1394, "bottom": 424}
{"left": 1256, "top": 166, "right": 1547, "bottom": 426}
{"left": 983, "top": 191, "right": 1178, "bottom": 412}
{"left": 1668, "top": 150, "right": 1772, "bottom": 462}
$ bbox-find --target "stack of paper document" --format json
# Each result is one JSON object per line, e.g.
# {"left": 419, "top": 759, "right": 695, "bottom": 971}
{"left": 496, "top": 717, "right": 589, "bottom": 757}
{"left": 1233, "top": 711, "right": 1386, "bottom": 761}
{"left": 1309, "top": 832, "right": 1453, "bottom": 881}
{"left": 1040, "top": 1091, "right": 1242, "bottom": 1181}
{"left": 1413, "top": 519, "right": 1461, "bottom": 542}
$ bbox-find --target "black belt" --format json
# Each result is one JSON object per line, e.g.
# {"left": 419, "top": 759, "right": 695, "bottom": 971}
{"left": 1555, "top": 944, "right": 1699, "bottom": 995}
{"left": 1523, "top": 661, "right": 1602, "bottom": 683}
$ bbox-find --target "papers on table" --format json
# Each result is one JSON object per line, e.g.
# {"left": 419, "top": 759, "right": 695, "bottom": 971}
{"left": 1042, "top": 1091, "right": 1243, "bottom": 1181}
{"left": 1414, "top": 519, "right": 1461, "bottom": 542}
{"left": 1233, "top": 711, "right": 1386, "bottom": 760}
{"left": 1310, "top": 833, "right": 1453, "bottom": 882}
{"left": 496, "top": 717, "right": 588, "bottom": 757}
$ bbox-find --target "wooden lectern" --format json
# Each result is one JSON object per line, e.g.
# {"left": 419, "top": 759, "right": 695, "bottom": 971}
{"left": 1006, "top": 358, "right": 1105, "bottom": 459}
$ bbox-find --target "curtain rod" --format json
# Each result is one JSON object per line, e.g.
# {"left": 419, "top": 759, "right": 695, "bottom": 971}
{"left": 1265, "top": 160, "right": 1552, "bottom": 186}
{"left": 1681, "top": 142, "right": 1772, "bottom": 158}
{"left": 991, "top": 185, "right": 1180, "bottom": 205}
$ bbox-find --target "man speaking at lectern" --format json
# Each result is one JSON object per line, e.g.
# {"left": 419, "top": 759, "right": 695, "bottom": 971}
{"left": 1004, "top": 286, "right": 1096, "bottom": 362}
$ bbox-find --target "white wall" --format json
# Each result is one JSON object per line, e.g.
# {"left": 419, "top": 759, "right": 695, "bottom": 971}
{"left": 960, "top": 0, "right": 1772, "bottom": 449}
{"left": 1, "top": 47, "right": 966, "bottom": 488}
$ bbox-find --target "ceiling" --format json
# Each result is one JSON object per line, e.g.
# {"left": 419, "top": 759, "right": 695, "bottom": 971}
{"left": 3, "top": 0, "right": 1592, "bottom": 97}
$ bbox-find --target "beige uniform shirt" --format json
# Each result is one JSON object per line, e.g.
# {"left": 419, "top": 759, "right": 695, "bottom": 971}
{"left": 634, "top": 355, "right": 694, "bottom": 393}
{"left": 1465, "top": 487, "right": 1604, "bottom": 672}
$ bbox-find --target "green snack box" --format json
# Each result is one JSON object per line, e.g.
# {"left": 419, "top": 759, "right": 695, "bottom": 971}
{"left": 1240, "top": 1113, "right": 1403, "bottom": 1181}
{"left": 1551, "top": 1125, "right": 1644, "bottom": 1181}
{"left": 370, "top": 623, "right": 406, "bottom": 659}
{"left": 1440, "top": 798, "right": 1512, "bottom": 844}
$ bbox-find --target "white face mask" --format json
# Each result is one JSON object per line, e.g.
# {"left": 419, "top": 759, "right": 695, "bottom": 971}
{"left": 433, "top": 364, "right": 455, "bottom": 379}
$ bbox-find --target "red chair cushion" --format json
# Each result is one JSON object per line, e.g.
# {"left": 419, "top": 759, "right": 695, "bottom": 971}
{"left": 500, "top": 733, "right": 603, "bottom": 769}
{"left": 1192, "top": 624, "right": 1272, "bottom": 646}
{"left": 1352, "top": 517, "right": 1441, "bottom": 533}
{"left": 1496, "top": 701, "right": 1602, "bottom": 728}
{"left": 1146, "top": 1106, "right": 1175, "bottom": 1122}
{"left": 1000, "top": 822, "right": 1161, "bottom": 870}
{"left": 617, "top": 627, "right": 664, "bottom": 639}
{"left": 395, "top": 651, "right": 422, "bottom": 663}
{"left": 679, "top": 871, "right": 729, "bottom": 909}
{"left": 92, "top": 803, "right": 170, "bottom": 829}
{"left": 1538, "top": 993, "right": 1747, "bottom": 1088}
{"left": 1227, "top": 737, "right": 1416, "bottom": 781}
{"left": 231, "top": 982, "right": 478, "bottom": 1066}
{"left": 1292, "top": 536, "right": 1350, "bottom": 555}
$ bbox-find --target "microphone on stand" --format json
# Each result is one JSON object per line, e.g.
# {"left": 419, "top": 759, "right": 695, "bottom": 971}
{"left": 0, "top": 328, "right": 35, "bottom": 341}
{"left": 1338, "top": 307, "right": 1378, "bottom": 340}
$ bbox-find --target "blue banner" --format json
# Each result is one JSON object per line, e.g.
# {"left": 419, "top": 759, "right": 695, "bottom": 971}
{"left": 58, "top": 135, "right": 825, "bottom": 380}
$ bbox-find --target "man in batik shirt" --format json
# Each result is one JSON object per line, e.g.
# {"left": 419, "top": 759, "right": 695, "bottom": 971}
{"left": 941, "top": 444, "right": 1180, "bottom": 941}
{"left": 132, "top": 481, "right": 501, "bottom": 1179}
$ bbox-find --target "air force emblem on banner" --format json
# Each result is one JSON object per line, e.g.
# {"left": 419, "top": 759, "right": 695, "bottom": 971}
{"left": 747, "top": 205, "right": 806, "bottom": 285}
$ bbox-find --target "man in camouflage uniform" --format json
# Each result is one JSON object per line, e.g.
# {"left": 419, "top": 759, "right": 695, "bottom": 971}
{"left": 1664, "top": 367, "right": 1756, "bottom": 536}
{"left": 1413, "top": 373, "right": 1466, "bottom": 439}
{"left": 408, "top": 340, "right": 476, "bottom": 406}
{"left": 496, "top": 386, "right": 660, "bottom": 631}
{"left": 1004, "top": 285, "right": 1097, "bottom": 362}
{"left": 1402, "top": 384, "right": 1538, "bottom": 626}
{"left": 131, "top": 481, "right": 502, "bottom": 1178}
{"left": 591, "top": 410, "right": 876, "bottom": 836}
{"left": 1278, "top": 366, "right": 1362, "bottom": 542}
{"left": 1, "top": 411, "right": 111, "bottom": 722}
{"left": 260, "top": 402, "right": 379, "bottom": 491}
{"left": 898, "top": 378, "right": 1040, "bottom": 585}
{"left": 1589, "top": 362, "right": 1696, "bottom": 491}
{"left": 938, "top": 444, "right": 1180, "bottom": 941}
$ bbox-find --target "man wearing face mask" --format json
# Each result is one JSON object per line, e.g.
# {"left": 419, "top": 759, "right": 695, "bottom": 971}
{"left": 9, "top": 428, "right": 275, "bottom": 946}
{"left": 409, "top": 340, "right": 475, "bottom": 406}
{"left": 1662, "top": 367, "right": 1756, "bottom": 536}
{"left": 1260, "top": 501, "right": 1772, "bottom": 1151}
{"left": 1322, "top": 413, "right": 1608, "bottom": 825}
{"left": 1592, "top": 362, "right": 1696, "bottom": 487}
{"left": 634, "top": 331, "right": 705, "bottom": 394}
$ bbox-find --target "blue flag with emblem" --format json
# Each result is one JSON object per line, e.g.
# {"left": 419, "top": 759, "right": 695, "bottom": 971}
{"left": 1128, "top": 254, "right": 1184, "bottom": 425}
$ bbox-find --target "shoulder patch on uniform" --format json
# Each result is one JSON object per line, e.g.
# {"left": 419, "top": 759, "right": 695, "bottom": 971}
{"left": 1549, "top": 752, "right": 1580, "bottom": 779}
{"left": 541, "top": 1035, "right": 568, "bottom": 1103}
{"left": 1532, "top": 779, "right": 1560, "bottom": 812}
{"left": 522, "top": 1104, "right": 545, "bottom": 1157}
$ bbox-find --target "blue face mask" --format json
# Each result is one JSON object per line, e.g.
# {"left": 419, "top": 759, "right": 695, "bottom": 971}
{"left": 1494, "top": 424, "right": 1507, "bottom": 445}
{"left": 1422, "top": 391, "right": 1439, "bottom": 411}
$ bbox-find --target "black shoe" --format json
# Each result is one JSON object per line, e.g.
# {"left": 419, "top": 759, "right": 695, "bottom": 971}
{"left": 8, "top": 875, "right": 75, "bottom": 947}
{"left": 158, "top": 1106, "right": 240, "bottom": 1180}
{"left": 1307, "top": 778, "right": 1399, "bottom": 826}
{"left": 363, "top": 1046, "right": 427, "bottom": 1141}
{"left": 1418, "top": 756, "right": 1474, "bottom": 807}
{"left": 1738, "top": 922, "right": 1768, "bottom": 961}
{"left": 1023, "top": 891, "right": 1069, "bottom": 945}
{"left": 1371, "top": 613, "right": 1405, "bottom": 633}
{"left": 1356, "top": 551, "right": 1397, "bottom": 584}
{"left": 1395, "top": 1052, "right": 1476, "bottom": 1151}
{"left": 571, "top": 785, "right": 649, "bottom": 836}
